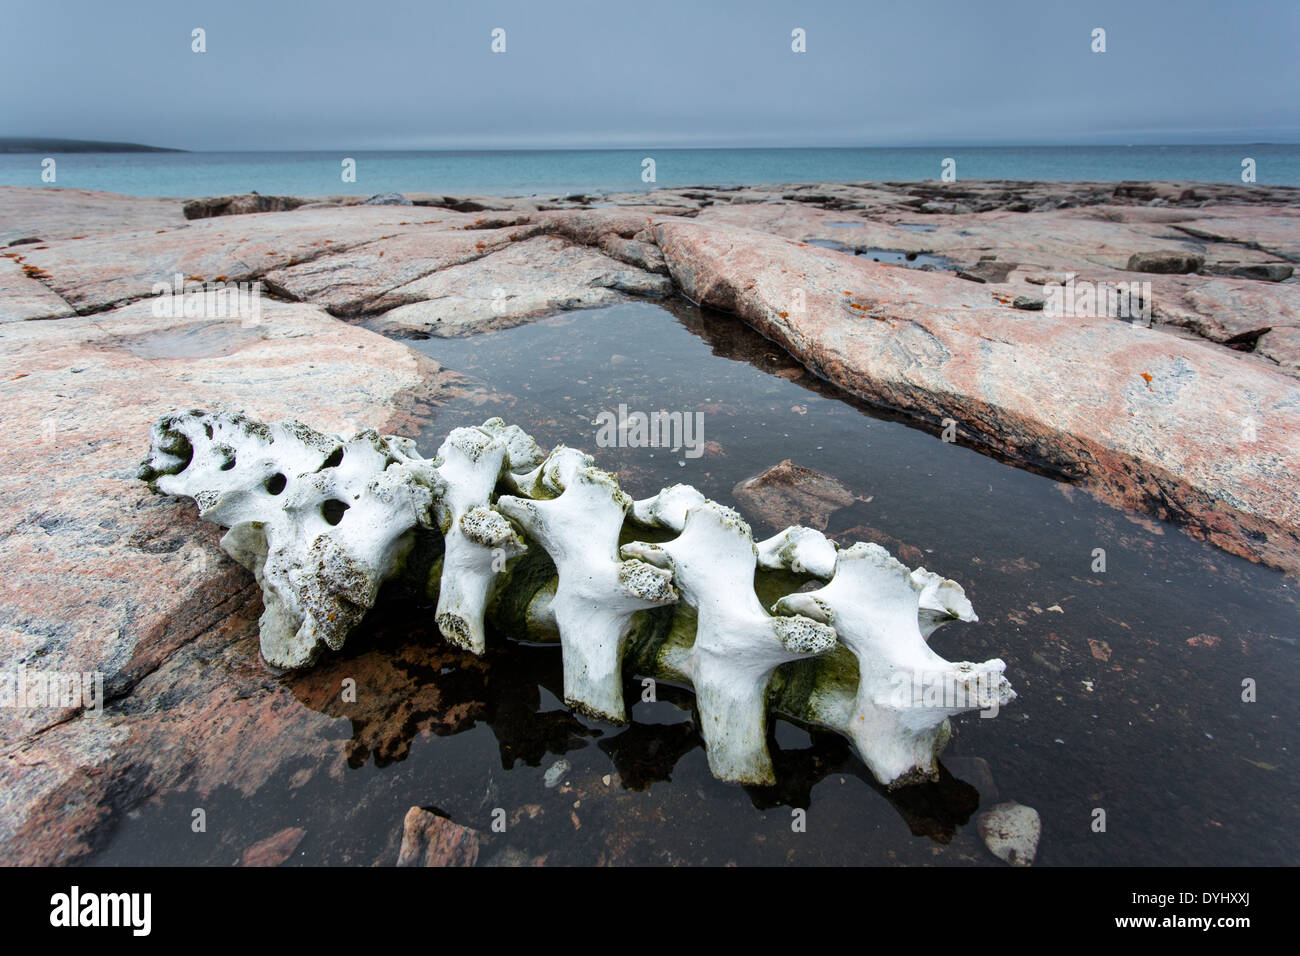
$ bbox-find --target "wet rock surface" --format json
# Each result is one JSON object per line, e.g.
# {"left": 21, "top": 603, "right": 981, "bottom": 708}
{"left": 732, "top": 460, "right": 860, "bottom": 532}
{"left": 396, "top": 807, "right": 480, "bottom": 867}
{"left": 240, "top": 826, "right": 306, "bottom": 866}
{"left": 978, "top": 801, "right": 1041, "bottom": 866}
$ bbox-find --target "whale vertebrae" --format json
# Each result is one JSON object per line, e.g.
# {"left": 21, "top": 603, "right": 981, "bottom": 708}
{"left": 140, "top": 410, "right": 1015, "bottom": 788}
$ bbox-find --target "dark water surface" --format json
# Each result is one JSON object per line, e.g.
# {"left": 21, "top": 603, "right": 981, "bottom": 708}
{"left": 91, "top": 300, "right": 1297, "bottom": 866}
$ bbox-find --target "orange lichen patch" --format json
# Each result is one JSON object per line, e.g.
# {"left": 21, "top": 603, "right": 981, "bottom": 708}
{"left": 21, "top": 265, "right": 51, "bottom": 280}
{"left": 378, "top": 251, "right": 385, "bottom": 257}
{"left": 843, "top": 290, "right": 853, "bottom": 295}
{"left": 1140, "top": 372, "right": 1153, "bottom": 384}
{"left": 779, "top": 311, "right": 789, "bottom": 318}
{"left": 10, "top": 373, "right": 28, "bottom": 381}
{"left": 185, "top": 275, "right": 203, "bottom": 283}
{"left": 214, "top": 275, "right": 229, "bottom": 282}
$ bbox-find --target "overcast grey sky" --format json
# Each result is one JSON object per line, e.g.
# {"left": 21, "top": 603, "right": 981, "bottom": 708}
{"left": 4, "top": 0, "right": 1297, "bottom": 150}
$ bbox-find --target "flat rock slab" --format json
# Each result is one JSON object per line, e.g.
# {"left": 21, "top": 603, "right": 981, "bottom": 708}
{"left": 0, "top": 187, "right": 186, "bottom": 245}
{"left": 0, "top": 298, "right": 486, "bottom": 859}
{"left": 1256, "top": 327, "right": 1300, "bottom": 372}
{"left": 698, "top": 202, "right": 1300, "bottom": 278}
{"left": 1148, "top": 274, "right": 1300, "bottom": 343}
{"left": 8, "top": 205, "right": 463, "bottom": 313}
{"left": 370, "top": 235, "right": 672, "bottom": 336}
{"left": 262, "top": 222, "right": 532, "bottom": 316}
{"left": 0, "top": 255, "right": 75, "bottom": 321}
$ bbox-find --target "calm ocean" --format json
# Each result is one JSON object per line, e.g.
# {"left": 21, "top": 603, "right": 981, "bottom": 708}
{"left": 2, "top": 145, "right": 1297, "bottom": 197}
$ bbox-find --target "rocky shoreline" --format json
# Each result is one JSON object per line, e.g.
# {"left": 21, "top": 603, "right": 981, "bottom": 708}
{"left": 2, "top": 179, "right": 1298, "bottom": 862}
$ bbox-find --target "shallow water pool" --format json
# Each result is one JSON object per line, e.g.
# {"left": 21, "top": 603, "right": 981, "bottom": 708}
{"left": 90, "top": 299, "right": 1298, "bottom": 866}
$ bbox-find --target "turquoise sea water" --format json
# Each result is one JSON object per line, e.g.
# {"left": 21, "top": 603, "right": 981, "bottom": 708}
{"left": 2, "top": 145, "right": 1298, "bottom": 197}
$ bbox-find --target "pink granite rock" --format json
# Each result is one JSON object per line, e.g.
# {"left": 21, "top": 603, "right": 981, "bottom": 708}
{"left": 651, "top": 218, "right": 1300, "bottom": 572}
{"left": 0, "top": 255, "right": 75, "bottom": 321}
{"left": 240, "top": 826, "right": 306, "bottom": 866}
{"left": 370, "top": 235, "right": 671, "bottom": 336}
{"left": 0, "top": 297, "right": 487, "bottom": 861}
{"left": 8, "top": 206, "right": 457, "bottom": 312}
{"left": 0, "top": 187, "right": 185, "bottom": 244}
{"left": 396, "top": 807, "right": 480, "bottom": 867}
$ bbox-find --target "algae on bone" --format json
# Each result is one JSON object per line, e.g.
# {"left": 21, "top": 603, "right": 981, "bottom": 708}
{"left": 623, "top": 501, "right": 838, "bottom": 785}
{"left": 142, "top": 409, "right": 1014, "bottom": 789}
{"left": 497, "top": 446, "right": 677, "bottom": 723}
{"left": 428, "top": 419, "right": 541, "bottom": 653}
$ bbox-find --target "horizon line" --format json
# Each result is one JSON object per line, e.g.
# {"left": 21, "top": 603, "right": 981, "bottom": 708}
{"left": 5, "top": 140, "right": 1300, "bottom": 155}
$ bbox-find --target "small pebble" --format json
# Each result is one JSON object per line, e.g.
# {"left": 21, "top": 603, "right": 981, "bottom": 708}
{"left": 543, "top": 759, "right": 570, "bottom": 788}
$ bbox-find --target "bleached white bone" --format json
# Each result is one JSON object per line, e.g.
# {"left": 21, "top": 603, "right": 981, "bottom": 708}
{"left": 756, "top": 526, "right": 976, "bottom": 640}
{"left": 497, "top": 447, "right": 677, "bottom": 722}
{"left": 910, "top": 567, "right": 978, "bottom": 638}
{"left": 773, "top": 543, "right": 1013, "bottom": 786}
{"left": 629, "top": 483, "right": 706, "bottom": 530}
{"left": 144, "top": 410, "right": 1016, "bottom": 791}
{"left": 623, "top": 501, "right": 837, "bottom": 785}
{"left": 430, "top": 418, "right": 541, "bottom": 653}
{"left": 140, "top": 410, "right": 437, "bottom": 668}
{"left": 756, "top": 525, "right": 839, "bottom": 579}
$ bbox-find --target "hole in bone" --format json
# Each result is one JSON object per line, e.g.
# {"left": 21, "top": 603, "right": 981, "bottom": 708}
{"left": 322, "top": 499, "right": 350, "bottom": 525}
{"left": 219, "top": 456, "right": 236, "bottom": 471}
{"left": 264, "top": 473, "right": 287, "bottom": 495}
{"left": 319, "top": 447, "right": 344, "bottom": 470}
{"left": 164, "top": 433, "right": 194, "bottom": 472}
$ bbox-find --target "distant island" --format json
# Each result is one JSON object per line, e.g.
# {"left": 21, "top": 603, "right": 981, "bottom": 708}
{"left": 0, "top": 137, "right": 184, "bottom": 154}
